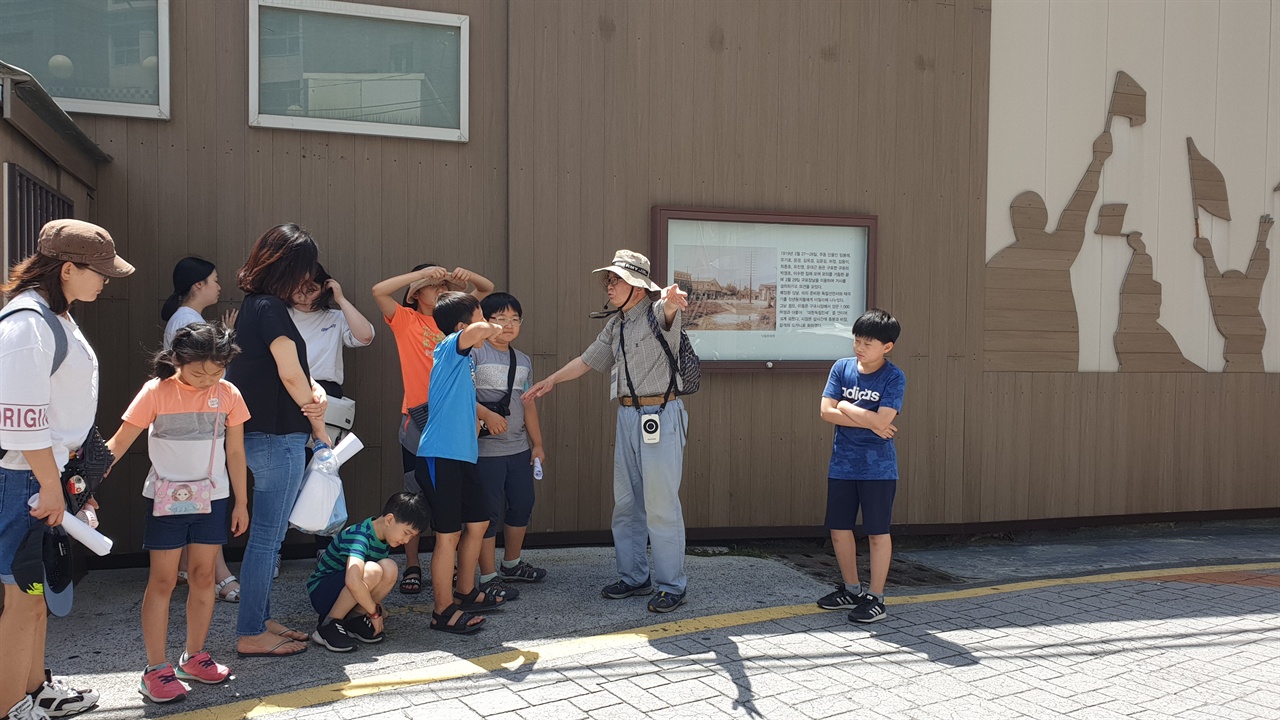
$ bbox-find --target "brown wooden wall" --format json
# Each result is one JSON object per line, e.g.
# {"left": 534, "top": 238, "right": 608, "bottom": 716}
{"left": 66, "top": 0, "right": 509, "bottom": 554}
{"left": 9, "top": 0, "right": 1275, "bottom": 558}
{"left": 507, "top": 0, "right": 995, "bottom": 533}
{"left": 0, "top": 123, "right": 95, "bottom": 224}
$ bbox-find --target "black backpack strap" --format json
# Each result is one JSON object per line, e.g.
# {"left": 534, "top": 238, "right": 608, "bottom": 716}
{"left": 0, "top": 301, "right": 68, "bottom": 374}
{"left": 646, "top": 305, "right": 680, "bottom": 404}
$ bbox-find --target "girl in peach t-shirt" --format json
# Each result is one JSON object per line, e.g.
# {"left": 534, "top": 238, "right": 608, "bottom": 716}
{"left": 372, "top": 262, "right": 493, "bottom": 593}
{"left": 105, "top": 323, "right": 250, "bottom": 701}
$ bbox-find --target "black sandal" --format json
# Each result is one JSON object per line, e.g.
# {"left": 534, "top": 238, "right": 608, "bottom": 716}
{"left": 454, "top": 586, "right": 505, "bottom": 611}
{"left": 399, "top": 566, "right": 422, "bottom": 595}
{"left": 430, "top": 603, "right": 485, "bottom": 634}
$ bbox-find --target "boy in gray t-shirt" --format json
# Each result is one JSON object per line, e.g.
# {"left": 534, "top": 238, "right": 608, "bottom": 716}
{"left": 475, "top": 293, "right": 547, "bottom": 590}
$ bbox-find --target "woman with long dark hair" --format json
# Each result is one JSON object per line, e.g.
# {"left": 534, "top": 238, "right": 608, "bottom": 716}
{"left": 0, "top": 220, "right": 132, "bottom": 720}
{"left": 161, "top": 256, "right": 242, "bottom": 603}
{"left": 225, "top": 224, "right": 330, "bottom": 658}
{"left": 161, "top": 257, "right": 237, "bottom": 348}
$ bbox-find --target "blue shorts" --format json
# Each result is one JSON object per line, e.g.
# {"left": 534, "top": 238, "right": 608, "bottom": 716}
{"left": 143, "top": 498, "right": 230, "bottom": 550}
{"left": 0, "top": 467, "right": 41, "bottom": 585}
{"left": 825, "top": 479, "right": 896, "bottom": 535}
{"left": 309, "top": 569, "right": 348, "bottom": 616}
{"left": 476, "top": 449, "right": 535, "bottom": 538}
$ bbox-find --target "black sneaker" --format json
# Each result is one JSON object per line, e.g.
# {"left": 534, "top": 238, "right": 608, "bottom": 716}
{"left": 816, "top": 583, "right": 867, "bottom": 610}
{"left": 848, "top": 596, "right": 887, "bottom": 623}
{"left": 343, "top": 614, "right": 385, "bottom": 644}
{"left": 647, "top": 591, "right": 687, "bottom": 613}
{"left": 479, "top": 577, "right": 519, "bottom": 601}
{"left": 311, "top": 619, "right": 356, "bottom": 652}
{"left": 497, "top": 559, "right": 547, "bottom": 582}
{"left": 601, "top": 579, "right": 653, "bottom": 599}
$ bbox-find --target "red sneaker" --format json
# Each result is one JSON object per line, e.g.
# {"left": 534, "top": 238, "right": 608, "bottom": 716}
{"left": 175, "top": 651, "right": 230, "bottom": 685}
{"left": 138, "top": 664, "right": 188, "bottom": 703}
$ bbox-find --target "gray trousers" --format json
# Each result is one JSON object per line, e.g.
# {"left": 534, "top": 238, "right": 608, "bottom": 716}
{"left": 612, "top": 400, "right": 689, "bottom": 595}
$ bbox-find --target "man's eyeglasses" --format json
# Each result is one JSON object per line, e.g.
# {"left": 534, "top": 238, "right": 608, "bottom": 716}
{"left": 605, "top": 276, "right": 625, "bottom": 288}
{"left": 491, "top": 316, "right": 522, "bottom": 325}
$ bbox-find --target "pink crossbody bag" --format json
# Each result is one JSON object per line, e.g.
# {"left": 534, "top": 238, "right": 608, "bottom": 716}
{"left": 152, "top": 387, "right": 222, "bottom": 517}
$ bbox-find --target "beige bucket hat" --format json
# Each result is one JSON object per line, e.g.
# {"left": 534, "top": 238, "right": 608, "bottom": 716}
{"left": 592, "top": 249, "right": 661, "bottom": 292}
{"left": 404, "top": 268, "right": 467, "bottom": 305}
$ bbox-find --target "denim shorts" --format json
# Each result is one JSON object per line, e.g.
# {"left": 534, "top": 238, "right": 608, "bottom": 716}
{"left": 0, "top": 467, "right": 41, "bottom": 584}
{"left": 143, "top": 498, "right": 230, "bottom": 550}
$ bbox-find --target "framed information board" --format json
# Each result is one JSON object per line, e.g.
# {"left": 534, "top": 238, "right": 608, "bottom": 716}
{"left": 651, "top": 207, "right": 877, "bottom": 370}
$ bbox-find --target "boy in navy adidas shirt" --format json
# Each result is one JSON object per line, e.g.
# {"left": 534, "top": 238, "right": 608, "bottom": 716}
{"left": 816, "top": 309, "right": 905, "bottom": 623}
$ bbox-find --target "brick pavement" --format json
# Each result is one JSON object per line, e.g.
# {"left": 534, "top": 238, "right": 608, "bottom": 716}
{"left": 169, "top": 566, "right": 1280, "bottom": 720}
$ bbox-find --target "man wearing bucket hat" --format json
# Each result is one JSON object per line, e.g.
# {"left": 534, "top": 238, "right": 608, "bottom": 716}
{"left": 1, "top": 219, "right": 130, "bottom": 720}
{"left": 526, "top": 250, "right": 692, "bottom": 613}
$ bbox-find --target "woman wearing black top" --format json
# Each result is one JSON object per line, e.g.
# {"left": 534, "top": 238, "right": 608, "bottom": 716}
{"left": 226, "top": 224, "right": 331, "bottom": 658}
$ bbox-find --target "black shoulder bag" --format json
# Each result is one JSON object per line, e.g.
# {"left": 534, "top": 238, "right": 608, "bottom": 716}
{"left": 478, "top": 347, "right": 517, "bottom": 437}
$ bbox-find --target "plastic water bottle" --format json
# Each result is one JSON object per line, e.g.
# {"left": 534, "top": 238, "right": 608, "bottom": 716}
{"left": 533, "top": 457, "right": 543, "bottom": 480}
{"left": 313, "top": 442, "right": 339, "bottom": 474}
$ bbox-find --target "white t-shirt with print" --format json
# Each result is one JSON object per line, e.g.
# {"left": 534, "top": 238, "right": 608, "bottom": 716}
{"left": 288, "top": 307, "right": 372, "bottom": 385}
{"left": 163, "top": 306, "right": 204, "bottom": 349}
{"left": 0, "top": 290, "right": 100, "bottom": 472}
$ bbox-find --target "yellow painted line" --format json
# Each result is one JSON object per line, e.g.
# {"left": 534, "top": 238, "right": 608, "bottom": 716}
{"left": 170, "top": 561, "right": 1280, "bottom": 720}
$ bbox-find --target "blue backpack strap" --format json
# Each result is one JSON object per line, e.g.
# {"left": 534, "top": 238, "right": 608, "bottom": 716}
{"left": 0, "top": 301, "right": 69, "bottom": 374}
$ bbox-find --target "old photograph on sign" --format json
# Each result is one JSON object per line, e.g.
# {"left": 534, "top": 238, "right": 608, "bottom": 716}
{"left": 671, "top": 245, "right": 778, "bottom": 332}
{"left": 656, "top": 209, "right": 875, "bottom": 367}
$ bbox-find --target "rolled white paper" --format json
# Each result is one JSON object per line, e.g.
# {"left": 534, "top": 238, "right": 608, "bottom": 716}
{"left": 29, "top": 495, "right": 114, "bottom": 556}
{"left": 332, "top": 432, "right": 364, "bottom": 467}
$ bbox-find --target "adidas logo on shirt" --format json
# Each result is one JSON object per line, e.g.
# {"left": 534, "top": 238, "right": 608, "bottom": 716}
{"left": 841, "top": 387, "right": 881, "bottom": 402}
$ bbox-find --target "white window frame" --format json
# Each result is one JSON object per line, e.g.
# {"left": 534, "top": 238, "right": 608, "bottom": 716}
{"left": 248, "top": 0, "right": 469, "bottom": 143}
{"left": 52, "top": 0, "right": 171, "bottom": 120}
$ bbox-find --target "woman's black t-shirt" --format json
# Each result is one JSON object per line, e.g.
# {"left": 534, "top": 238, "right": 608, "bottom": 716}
{"left": 227, "top": 294, "right": 311, "bottom": 436}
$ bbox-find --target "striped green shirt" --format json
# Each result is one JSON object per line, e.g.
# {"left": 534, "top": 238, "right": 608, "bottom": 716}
{"left": 306, "top": 517, "right": 390, "bottom": 593}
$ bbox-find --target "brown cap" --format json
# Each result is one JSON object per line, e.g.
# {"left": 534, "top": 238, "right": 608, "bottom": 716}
{"left": 38, "top": 220, "right": 134, "bottom": 278}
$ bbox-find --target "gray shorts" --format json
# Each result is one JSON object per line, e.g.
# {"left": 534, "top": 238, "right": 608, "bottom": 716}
{"left": 399, "top": 414, "right": 424, "bottom": 493}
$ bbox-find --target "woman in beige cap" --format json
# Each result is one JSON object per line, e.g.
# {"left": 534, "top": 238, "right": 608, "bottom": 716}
{"left": 0, "top": 219, "right": 132, "bottom": 720}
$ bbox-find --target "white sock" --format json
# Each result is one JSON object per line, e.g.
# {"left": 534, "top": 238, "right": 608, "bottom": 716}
{"left": 502, "top": 557, "right": 522, "bottom": 569}
{"left": 480, "top": 572, "right": 498, "bottom": 584}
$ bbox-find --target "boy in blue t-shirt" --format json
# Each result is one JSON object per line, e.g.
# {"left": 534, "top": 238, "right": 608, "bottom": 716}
{"left": 416, "top": 292, "right": 506, "bottom": 634}
{"left": 816, "top": 308, "right": 905, "bottom": 623}
{"left": 308, "top": 493, "right": 429, "bottom": 652}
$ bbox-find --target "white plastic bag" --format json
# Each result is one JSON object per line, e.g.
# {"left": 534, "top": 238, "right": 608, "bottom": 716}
{"left": 288, "top": 433, "right": 362, "bottom": 535}
{"left": 289, "top": 461, "right": 343, "bottom": 534}
{"left": 320, "top": 480, "right": 348, "bottom": 537}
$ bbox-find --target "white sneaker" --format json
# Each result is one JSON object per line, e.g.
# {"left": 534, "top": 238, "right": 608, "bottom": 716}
{"left": 7, "top": 696, "right": 50, "bottom": 720}
{"left": 33, "top": 670, "right": 99, "bottom": 718}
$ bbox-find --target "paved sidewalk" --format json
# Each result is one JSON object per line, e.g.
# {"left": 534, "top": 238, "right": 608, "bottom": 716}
{"left": 46, "top": 527, "right": 1280, "bottom": 720}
